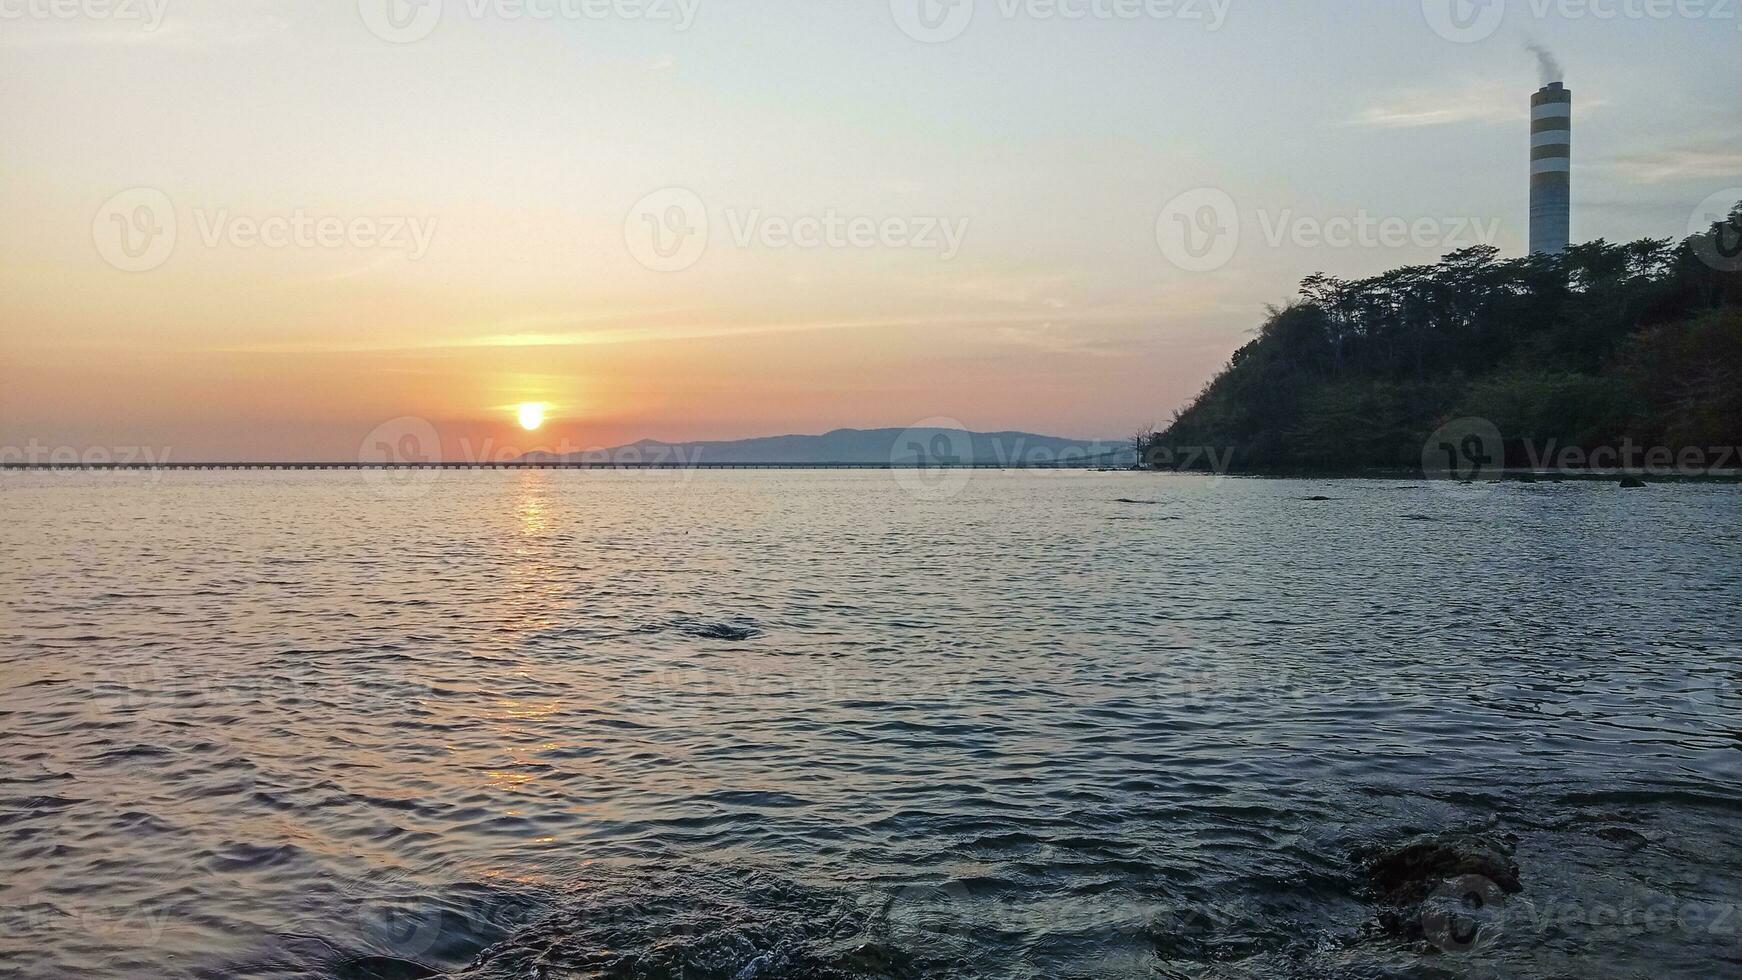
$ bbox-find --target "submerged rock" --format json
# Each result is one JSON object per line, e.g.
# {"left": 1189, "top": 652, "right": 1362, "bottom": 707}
{"left": 1360, "top": 832, "right": 1522, "bottom": 949}
{"left": 667, "top": 617, "right": 763, "bottom": 641}
{"left": 688, "top": 622, "right": 760, "bottom": 642}
{"left": 445, "top": 865, "right": 936, "bottom": 980}
{"left": 334, "top": 956, "right": 440, "bottom": 980}
{"left": 1366, "top": 834, "right": 1521, "bottom": 906}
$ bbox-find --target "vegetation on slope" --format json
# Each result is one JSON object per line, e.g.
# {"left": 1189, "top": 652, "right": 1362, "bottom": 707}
{"left": 1146, "top": 203, "right": 1742, "bottom": 472}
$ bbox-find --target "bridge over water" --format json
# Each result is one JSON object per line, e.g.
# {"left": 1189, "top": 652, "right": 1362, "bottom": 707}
{"left": 1, "top": 457, "right": 1135, "bottom": 472}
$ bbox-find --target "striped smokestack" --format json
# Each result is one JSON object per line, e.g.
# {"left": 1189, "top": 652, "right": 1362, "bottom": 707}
{"left": 1530, "top": 81, "right": 1572, "bottom": 256}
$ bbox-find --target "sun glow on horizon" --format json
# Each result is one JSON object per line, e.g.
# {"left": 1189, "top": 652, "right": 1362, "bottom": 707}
{"left": 517, "top": 403, "right": 547, "bottom": 431}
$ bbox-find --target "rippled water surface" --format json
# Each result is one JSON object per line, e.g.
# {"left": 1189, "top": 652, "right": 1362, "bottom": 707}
{"left": 3, "top": 471, "right": 1739, "bottom": 979}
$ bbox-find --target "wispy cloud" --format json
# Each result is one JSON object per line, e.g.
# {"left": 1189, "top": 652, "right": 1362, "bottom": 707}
{"left": 990, "top": 322, "right": 1135, "bottom": 358}
{"left": 1348, "top": 80, "right": 1524, "bottom": 130}
{"left": 212, "top": 308, "right": 1170, "bottom": 356}
{"left": 1351, "top": 78, "right": 1615, "bottom": 131}
{"left": 1604, "top": 139, "right": 1742, "bottom": 185}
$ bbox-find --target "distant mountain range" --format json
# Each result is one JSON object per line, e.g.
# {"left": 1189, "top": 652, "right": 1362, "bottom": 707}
{"left": 521, "top": 428, "right": 1134, "bottom": 466}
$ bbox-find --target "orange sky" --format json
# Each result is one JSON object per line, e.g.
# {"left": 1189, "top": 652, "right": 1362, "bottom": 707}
{"left": 3, "top": 2, "right": 1736, "bottom": 460}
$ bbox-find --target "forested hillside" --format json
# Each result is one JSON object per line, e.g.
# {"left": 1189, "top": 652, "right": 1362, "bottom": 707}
{"left": 1149, "top": 203, "right": 1742, "bottom": 471}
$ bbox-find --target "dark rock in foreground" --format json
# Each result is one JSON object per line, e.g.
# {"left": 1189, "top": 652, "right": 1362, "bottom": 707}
{"left": 1366, "top": 834, "right": 1521, "bottom": 905}
{"left": 335, "top": 956, "right": 440, "bottom": 980}
{"left": 1360, "top": 832, "right": 1522, "bottom": 949}
{"left": 684, "top": 621, "right": 761, "bottom": 642}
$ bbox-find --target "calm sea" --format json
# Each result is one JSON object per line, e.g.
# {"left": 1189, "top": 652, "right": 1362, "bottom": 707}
{"left": 2, "top": 471, "right": 1738, "bottom": 979}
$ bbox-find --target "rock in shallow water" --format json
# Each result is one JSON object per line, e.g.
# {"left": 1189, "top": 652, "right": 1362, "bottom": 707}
{"left": 1360, "top": 831, "right": 1522, "bottom": 949}
{"left": 687, "top": 621, "right": 761, "bottom": 641}
{"left": 1365, "top": 833, "right": 1521, "bottom": 905}
{"left": 334, "top": 955, "right": 440, "bottom": 980}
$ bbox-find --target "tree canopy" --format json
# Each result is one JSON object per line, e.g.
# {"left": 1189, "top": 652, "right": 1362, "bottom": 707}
{"left": 1150, "top": 203, "right": 1742, "bottom": 471}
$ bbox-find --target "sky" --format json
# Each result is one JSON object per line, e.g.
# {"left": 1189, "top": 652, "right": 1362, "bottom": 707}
{"left": 2, "top": 0, "right": 1738, "bottom": 461}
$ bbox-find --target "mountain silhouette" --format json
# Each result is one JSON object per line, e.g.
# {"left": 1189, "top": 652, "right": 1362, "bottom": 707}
{"left": 521, "top": 428, "right": 1131, "bottom": 466}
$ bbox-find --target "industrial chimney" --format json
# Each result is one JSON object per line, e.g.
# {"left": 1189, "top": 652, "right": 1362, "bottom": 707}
{"left": 1530, "top": 82, "right": 1572, "bottom": 255}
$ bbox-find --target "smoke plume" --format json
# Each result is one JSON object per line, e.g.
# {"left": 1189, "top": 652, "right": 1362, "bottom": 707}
{"left": 1526, "top": 43, "right": 1564, "bottom": 85}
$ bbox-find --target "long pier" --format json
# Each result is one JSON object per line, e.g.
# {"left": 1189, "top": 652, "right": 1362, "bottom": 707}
{"left": 0, "top": 460, "right": 1133, "bottom": 472}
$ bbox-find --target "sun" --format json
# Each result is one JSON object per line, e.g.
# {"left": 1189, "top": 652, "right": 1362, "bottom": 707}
{"left": 516, "top": 403, "right": 547, "bottom": 431}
